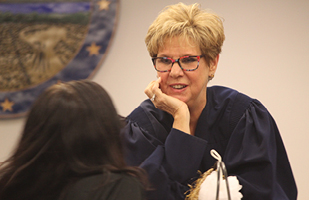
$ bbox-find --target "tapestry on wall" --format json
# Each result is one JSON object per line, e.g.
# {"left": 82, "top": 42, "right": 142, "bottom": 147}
{"left": 0, "top": 0, "right": 118, "bottom": 118}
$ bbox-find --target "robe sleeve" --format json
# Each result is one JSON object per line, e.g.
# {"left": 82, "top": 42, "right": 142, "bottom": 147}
{"left": 224, "top": 100, "right": 297, "bottom": 200}
{"left": 122, "top": 119, "right": 208, "bottom": 200}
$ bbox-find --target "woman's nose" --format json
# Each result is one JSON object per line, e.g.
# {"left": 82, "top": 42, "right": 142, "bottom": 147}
{"left": 169, "top": 62, "right": 184, "bottom": 77}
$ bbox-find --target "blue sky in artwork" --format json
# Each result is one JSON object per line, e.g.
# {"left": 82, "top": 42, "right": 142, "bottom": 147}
{"left": 0, "top": 2, "right": 90, "bottom": 14}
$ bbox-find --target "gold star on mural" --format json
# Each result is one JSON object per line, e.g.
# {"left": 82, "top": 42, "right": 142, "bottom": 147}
{"left": 1, "top": 98, "right": 14, "bottom": 112}
{"left": 97, "top": 0, "right": 111, "bottom": 10}
{"left": 86, "top": 42, "right": 101, "bottom": 56}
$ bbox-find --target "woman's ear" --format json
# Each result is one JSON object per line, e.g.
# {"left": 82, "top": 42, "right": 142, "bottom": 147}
{"left": 209, "top": 54, "right": 219, "bottom": 74}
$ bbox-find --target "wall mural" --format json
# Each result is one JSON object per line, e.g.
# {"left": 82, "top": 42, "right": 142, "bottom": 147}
{"left": 0, "top": 0, "right": 119, "bottom": 118}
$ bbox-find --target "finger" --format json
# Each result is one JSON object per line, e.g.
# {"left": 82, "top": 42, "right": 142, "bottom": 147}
{"left": 145, "top": 77, "right": 161, "bottom": 97}
{"left": 144, "top": 80, "right": 157, "bottom": 98}
{"left": 150, "top": 77, "right": 161, "bottom": 92}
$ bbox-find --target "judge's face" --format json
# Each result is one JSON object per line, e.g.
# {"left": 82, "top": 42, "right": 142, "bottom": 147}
{"left": 156, "top": 36, "right": 217, "bottom": 109}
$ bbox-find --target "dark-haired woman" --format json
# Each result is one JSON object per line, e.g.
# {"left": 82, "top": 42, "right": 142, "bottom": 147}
{"left": 0, "top": 80, "right": 147, "bottom": 200}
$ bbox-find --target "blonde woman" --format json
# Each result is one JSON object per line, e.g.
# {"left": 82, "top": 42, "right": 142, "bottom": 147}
{"left": 121, "top": 3, "right": 297, "bottom": 200}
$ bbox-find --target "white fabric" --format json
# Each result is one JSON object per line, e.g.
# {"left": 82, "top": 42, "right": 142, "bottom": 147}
{"left": 198, "top": 170, "right": 243, "bottom": 200}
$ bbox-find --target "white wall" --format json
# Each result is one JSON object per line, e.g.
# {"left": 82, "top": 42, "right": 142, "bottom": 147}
{"left": 1, "top": 0, "right": 308, "bottom": 199}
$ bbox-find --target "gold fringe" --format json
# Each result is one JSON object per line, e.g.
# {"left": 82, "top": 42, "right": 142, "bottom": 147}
{"left": 185, "top": 168, "right": 214, "bottom": 200}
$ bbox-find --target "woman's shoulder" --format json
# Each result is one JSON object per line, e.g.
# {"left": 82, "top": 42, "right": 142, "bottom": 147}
{"left": 207, "top": 85, "right": 247, "bottom": 98}
{"left": 207, "top": 85, "right": 253, "bottom": 108}
{"left": 206, "top": 86, "right": 257, "bottom": 131}
{"left": 63, "top": 173, "right": 143, "bottom": 200}
{"left": 74, "top": 172, "right": 141, "bottom": 187}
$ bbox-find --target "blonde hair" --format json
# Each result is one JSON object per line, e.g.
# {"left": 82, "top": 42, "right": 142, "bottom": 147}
{"left": 145, "top": 3, "right": 225, "bottom": 65}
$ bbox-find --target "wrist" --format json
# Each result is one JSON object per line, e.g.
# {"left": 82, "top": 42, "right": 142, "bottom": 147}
{"left": 172, "top": 104, "right": 190, "bottom": 134}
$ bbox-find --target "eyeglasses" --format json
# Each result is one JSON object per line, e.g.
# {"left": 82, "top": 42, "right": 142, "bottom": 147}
{"left": 152, "top": 55, "right": 204, "bottom": 72}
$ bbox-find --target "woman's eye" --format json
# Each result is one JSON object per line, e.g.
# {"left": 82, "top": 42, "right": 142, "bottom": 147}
{"left": 181, "top": 57, "right": 197, "bottom": 63}
{"left": 158, "top": 58, "right": 172, "bottom": 64}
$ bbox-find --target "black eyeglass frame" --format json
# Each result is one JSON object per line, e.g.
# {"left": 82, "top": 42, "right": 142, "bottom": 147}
{"left": 151, "top": 55, "right": 204, "bottom": 72}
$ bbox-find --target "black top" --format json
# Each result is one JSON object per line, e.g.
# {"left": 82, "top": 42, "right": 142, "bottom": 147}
{"left": 121, "top": 86, "right": 297, "bottom": 200}
{"left": 62, "top": 173, "right": 144, "bottom": 200}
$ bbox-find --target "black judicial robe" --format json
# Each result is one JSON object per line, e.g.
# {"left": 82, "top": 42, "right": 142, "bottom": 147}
{"left": 121, "top": 86, "right": 297, "bottom": 200}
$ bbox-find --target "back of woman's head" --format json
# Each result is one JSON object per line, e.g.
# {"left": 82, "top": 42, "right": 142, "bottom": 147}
{"left": 22, "top": 80, "right": 124, "bottom": 171}
{"left": 0, "top": 80, "right": 127, "bottom": 199}
{"left": 145, "top": 3, "right": 225, "bottom": 65}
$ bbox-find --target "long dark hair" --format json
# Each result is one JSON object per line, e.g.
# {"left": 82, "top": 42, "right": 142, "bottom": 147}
{"left": 0, "top": 80, "right": 147, "bottom": 200}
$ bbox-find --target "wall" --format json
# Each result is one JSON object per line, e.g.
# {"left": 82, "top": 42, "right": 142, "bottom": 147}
{"left": 0, "top": 0, "right": 308, "bottom": 199}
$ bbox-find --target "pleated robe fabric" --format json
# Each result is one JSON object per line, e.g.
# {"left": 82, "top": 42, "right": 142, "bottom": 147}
{"left": 121, "top": 86, "right": 297, "bottom": 200}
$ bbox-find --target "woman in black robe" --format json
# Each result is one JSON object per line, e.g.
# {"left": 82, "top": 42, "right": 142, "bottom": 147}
{"left": 121, "top": 3, "right": 297, "bottom": 200}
